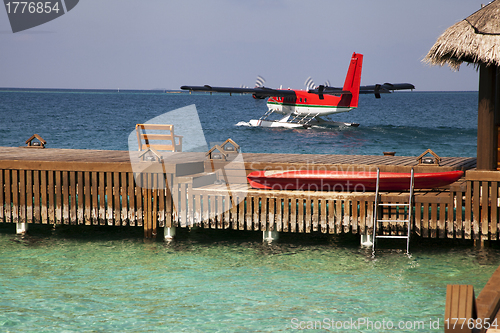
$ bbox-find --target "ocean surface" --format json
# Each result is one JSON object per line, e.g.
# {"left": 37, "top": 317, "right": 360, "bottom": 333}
{"left": 1, "top": 89, "right": 498, "bottom": 333}
{"left": 0, "top": 89, "right": 478, "bottom": 156}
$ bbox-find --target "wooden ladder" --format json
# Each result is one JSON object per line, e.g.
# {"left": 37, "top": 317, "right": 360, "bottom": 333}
{"left": 372, "top": 168, "right": 414, "bottom": 255}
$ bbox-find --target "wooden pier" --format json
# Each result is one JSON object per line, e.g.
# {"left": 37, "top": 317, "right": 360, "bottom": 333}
{"left": 0, "top": 146, "right": 497, "bottom": 243}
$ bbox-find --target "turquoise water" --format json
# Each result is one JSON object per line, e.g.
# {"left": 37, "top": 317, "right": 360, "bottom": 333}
{"left": 1, "top": 225, "right": 499, "bottom": 332}
{"left": 0, "top": 89, "right": 494, "bottom": 332}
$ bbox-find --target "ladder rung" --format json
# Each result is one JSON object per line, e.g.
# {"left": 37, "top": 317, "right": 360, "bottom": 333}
{"left": 375, "top": 235, "right": 409, "bottom": 239}
{"left": 376, "top": 219, "right": 409, "bottom": 223}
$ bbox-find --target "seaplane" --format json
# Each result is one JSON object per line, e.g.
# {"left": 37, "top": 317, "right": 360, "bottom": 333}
{"left": 181, "top": 53, "right": 415, "bottom": 128}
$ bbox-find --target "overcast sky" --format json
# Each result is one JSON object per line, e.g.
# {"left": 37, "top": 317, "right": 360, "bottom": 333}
{"left": 0, "top": 0, "right": 490, "bottom": 91}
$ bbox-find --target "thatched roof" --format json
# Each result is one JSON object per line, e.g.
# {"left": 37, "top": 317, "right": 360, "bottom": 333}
{"left": 424, "top": 1, "right": 500, "bottom": 70}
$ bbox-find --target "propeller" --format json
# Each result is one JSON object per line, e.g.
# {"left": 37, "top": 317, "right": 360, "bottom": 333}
{"left": 324, "top": 80, "right": 331, "bottom": 87}
{"left": 255, "top": 75, "right": 266, "bottom": 88}
{"left": 304, "top": 76, "right": 316, "bottom": 90}
{"left": 252, "top": 76, "right": 267, "bottom": 99}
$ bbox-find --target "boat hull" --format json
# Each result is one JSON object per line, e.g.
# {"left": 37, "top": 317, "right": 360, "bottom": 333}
{"left": 247, "top": 170, "right": 464, "bottom": 192}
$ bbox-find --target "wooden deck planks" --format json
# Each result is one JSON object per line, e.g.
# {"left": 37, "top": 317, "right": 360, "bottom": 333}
{"left": 492, "top": 182, "right": 498, "bottom": 241}
{"left": 12, "top": 170, "right": 18, "bottom": 224}
{"left": 106, "top": 172, "right": 113, "bottom": 226}
{"left": 128, "top": 173, "right": 136, "bottom": 227}
{"left": 47, "top": 171, "right": 54, "bottom": 224}
{"left": 465, "top": 180, "right": 473, "bottom": 240}
{"left": 84, "top": 171, "right": 91, "bottom": 225}
{"left": 98, "top": 172, "right": 105, "bottom": 225}
{"left": 5, "top": 170, "right": 11, "bottom": 223}
{"left": 62, "top": 171, "right": 69, "bottom": 225}
{"left": 70, "top": 171, "right": 77, "bottom": 225}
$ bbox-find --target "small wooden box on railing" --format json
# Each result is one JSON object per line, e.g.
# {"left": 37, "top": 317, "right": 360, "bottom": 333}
{"left": 206, "top": 138, "right": 240, "bottom": 162}
{"left": 416, "top": 148, "right": 441, "bottom": 166}
{"left": 24, "top": 134, "right": 46, "bottom": 149}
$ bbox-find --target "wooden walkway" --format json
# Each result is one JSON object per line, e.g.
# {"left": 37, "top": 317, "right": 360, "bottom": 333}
{"left": 0, "top": 147, "right": 475, "bottom": 172}
{"left": 0, "top": 147, "right": 204, "bottom": 172}
{"left": 0, "top": 146, "right": 497, "bottom": 241}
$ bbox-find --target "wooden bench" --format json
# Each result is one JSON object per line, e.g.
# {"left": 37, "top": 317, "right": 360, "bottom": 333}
{"left": 445, "top": 264, "right": 500, "bottom": 333}
{"left": 476, "top": 290, "right": 500, "bottom": 333}
{"left": 476, "top": 265, "right": 500, "bottom": 333}
{"left": 445, "top": 284, "right": 477, "bottom": 333}
{"left": 135, "top": 124, "right": 183, "bottom": 152}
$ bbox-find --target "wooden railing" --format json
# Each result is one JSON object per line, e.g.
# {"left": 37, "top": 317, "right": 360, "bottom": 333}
{"left": 187, "top": 186, "right": 377, "bottom": 234}
{"left": 464, "top": 170, "right": 500, "bottom": 241}
{"left": 0, "top": 168, "right": 171, "bottom": 238}
{"left": 1, "top": 161, "right": 499, "bottom": 240}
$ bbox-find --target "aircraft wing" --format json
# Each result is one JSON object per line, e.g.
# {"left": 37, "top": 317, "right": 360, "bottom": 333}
{"left": 307, "top": 87, "right": 351, "bottom": 96}
{"left": 360, "top": 83, "right": 415, "bottom": 95}
{"left": 180, "top": 85, "right": 297, "bottom": 98}
{"left": 308, "top": 83, "right": 414, "bottom": 99}
{"left": 182, "top": 82, "right": 415, "bottom": 99}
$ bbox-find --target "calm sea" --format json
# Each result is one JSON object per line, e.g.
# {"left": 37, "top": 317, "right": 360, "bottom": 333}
{"left": 0, "top": 89, "right": 478, "bottom": 156}
{"left": 0, "top": 89, "right": 498, "bottom": 333}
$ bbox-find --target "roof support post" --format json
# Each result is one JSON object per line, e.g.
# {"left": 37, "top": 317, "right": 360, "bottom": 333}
{"left": 477, "top": 64, "right": 499, "bottom": 170}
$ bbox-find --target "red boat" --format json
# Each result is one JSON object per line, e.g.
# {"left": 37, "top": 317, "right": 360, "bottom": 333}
{"left": 247, "top": 170, "right": 464, "bottom": 192}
